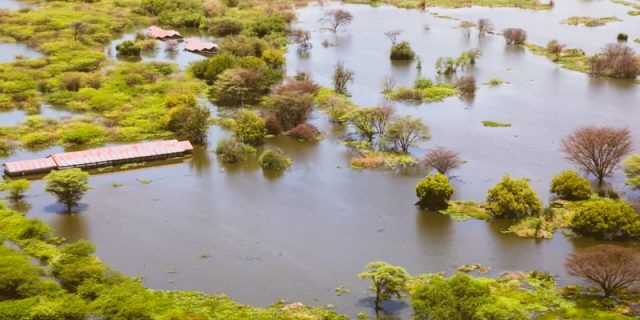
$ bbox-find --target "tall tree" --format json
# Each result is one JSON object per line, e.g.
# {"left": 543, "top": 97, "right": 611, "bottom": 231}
{"left": 424, "top": 147, "right": 462, "bottom": 175}
{"left": 332, "top": 62, "right": 354, "bottom": 96}
{"left": 321, "top": 9, "right": 353, "bottom": 34}
{"left": 357, "top": 261, "right": 410, "bottom": 312}
{"left": 44, "top": 169, "right": 90, "bottom": 213}
{"left": 561, "top": 126, "right": 632, "bottom": 184}
{"left": 382, "top": 116, "right": 430, "bottom": 152}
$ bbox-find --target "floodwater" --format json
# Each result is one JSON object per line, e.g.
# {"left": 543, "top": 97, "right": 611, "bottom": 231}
{"left": 0, "top": 0, "right": 26, "bottom": 10}
{"left": 0, "top": 42, "right": 42, "bottom": 63}
{"left": 0, "top": 104, "right": 77, "bottom": 127}
{"left": 4, "top": 1, "right": 640, "bottom": 318}
{"left": 107, "top": 30, "right": 217, "bottom": 69}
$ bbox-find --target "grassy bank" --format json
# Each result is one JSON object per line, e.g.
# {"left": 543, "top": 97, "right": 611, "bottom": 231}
{"left": 343, "top": 0, "right": 552, "bottom": 10}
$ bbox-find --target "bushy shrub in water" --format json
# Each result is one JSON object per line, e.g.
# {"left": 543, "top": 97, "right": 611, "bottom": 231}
{"left": 115, "top": 40, "right": 141, "bottom": 57}
{"left": 233, "top": 109, "right": 266, "bottom": 146}
{"left": 414, "top": 77, "right": 433, "bottom": 89}
{"left": 61, "top": 122, "right": 104, "bottom": 145}
{"left": 259, "top": 149, "right": 291, "bottom": 171}
{"left": 617, "top": 33, "right": 628, "bottom": 41}
{"left": 570, "top": 199, "right": 640, "bottom": 240}
{"left": 549, "top": 170, "right": 591, "bottom": 200}
{"left": 415, "top": 173, "right": 454, "bottom": 210}
{"left": 209, "top": 17, "right": 244, "bottom": 37}
{"left": 486, "top": 175, "right": 541, "bottom": 218}
{"left": 390, "top": 41, "right": 415, "bottom": 60}
{"left": 215, "top": 138, "right": 256, "bottom": 163}
{"left": 287, "top": 123, "right": 321, "bottom": 141}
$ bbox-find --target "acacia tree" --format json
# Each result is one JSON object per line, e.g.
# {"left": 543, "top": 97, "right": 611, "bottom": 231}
{"left": 333, "top": 62, "right": 354, "bottom": 95}
{"left": 424, "top": 147, "right": 463, "bottom": 175}
{"left": 382, "top": 116, "right": 430, "bottom": 152}
{"left": 358, "top": 261, "right": 410, "bottom": 312}
{"left": 566, "top": 245, "right": 640, "bottom": 298}
{"left": 561, "top": 126, "right": 632, "bottom": 184}
{"left": 321, "top": 9, "right": 353, "bottom": 34}
{"left": 477, "top": 18, "right": 494, "bottom": 37}
{"left": 44, "top": 169, "right": 90, "bottom": 213}
{"left": 384, "top": 29, "right": 402, "bottom": 45}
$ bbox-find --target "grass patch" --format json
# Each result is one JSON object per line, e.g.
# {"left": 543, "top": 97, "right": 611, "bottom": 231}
{"left": 343, "top": 0, "right": 551, "bottom": 10}
{"left": 485, "top": 78, "right": 505, "bottom": 86}
{"left": 524, "top": 43, "right": 591, "bottom": 74}
{"left": 386, "top": 84, "right": 458, "bottom": 103}
{"left": 350, "top": 150, "right": 418, "bottom": 169}
{"left": 629, "top": 10, "right": 640, "bottom": 15}
{"left": 439, "top": 201, "right": 492, "bottom": 221}
{"left": 561, "top": 16, "right": 622, "bottom": 27}
{"left": 482, "top": 121, "right": 511, "bottom": 127}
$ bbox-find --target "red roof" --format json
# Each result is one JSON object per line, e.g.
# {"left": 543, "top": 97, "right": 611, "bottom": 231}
{"left": 147, "top": 26, "right": 182, "bottom": 39}
{"left": 4, "top": 157, "right": 57, "bottom": 174}
{"left": 184, "top": 38, "right": 218, "bottom": 52}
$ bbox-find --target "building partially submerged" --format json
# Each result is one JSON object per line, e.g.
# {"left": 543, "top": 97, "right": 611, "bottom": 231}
{"left": 4, "top": 140, "right": 193, "bottom": 176}
{"left": 147, "top": 26, "right": 182, "bottom": 39}
{"left": 184, "top": 38, "right": 218, "bottom": 54}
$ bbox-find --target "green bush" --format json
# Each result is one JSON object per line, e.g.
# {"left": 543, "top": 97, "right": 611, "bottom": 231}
{"left": 617, "top": 33, "right": 628, "bottom": 41}
{"left": 115, "top": 40, "right": 141, "bottom": 57}
{"left": 61, "top": 122, "right": 104, "bottom": 145}
{"left": 623, "top": 154, "right": 640, "bottom": 189}
{"left": 549, "top": 170, "right": 592, "bottom": 200}
{"left": 570, "top": 199, "right": 640, "bottom": 240}
{"left": 209, "top": 17, "right": 244, "bottom": 37}
{"left": 214, "top": 138, "right": 256, "bottom": 163}
{"left": 416, "top": 174, "right": 454, "bottom": 210}
{"left": 390, "top": 41, "right": 415, "bottom": 60}
{"left": 0, "top": 179, "right": 30, "bottom": 201}
{"left": 233, "top": 110, "right": 266, "bottom": 145}
{"left": 414, "top": 77, "right": 433, "bottom": 89}
{"left": 249, "top": 16, "right": 288, "bottom": 38}
{"left": 259, "top": 149, "right": 291, "bottom": 171}
{"left": 486, "top": 175, "right": 542, "bottom": 218}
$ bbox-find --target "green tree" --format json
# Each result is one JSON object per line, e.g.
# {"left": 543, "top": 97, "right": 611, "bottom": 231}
{"left": 115, "top": 40, "right": 142, "bottom": 57}
{"left": 486, "top": 175, "right": 541, "bottom": 218}
{"left": 51, "top": 240, "right": 105, "bottom": 291}
{"left": 210, "top": 68, "right": 269, "bottom": 108}
{"left": 215, "top": 138, "right": 256, "bottom": 163}
{"left": 382, "top": 116, "right": 430, "bottom": 152}
{"left": 340, "top": 108, "right": 376, "bottom": 142}
{"left": 570, "top": 199, "right": 640, "bottom": 240}
{"left": 163, "top": 93, "right": 211, "bottom": 144}
{"left": 44, "top": 169, "right": 91, "bottom": 213}
{"left": 416, "top": 174, "right": 454, "bottom": 210}
{"left": 264, "top": 91, "right": 314, "bottom": 131}
{"left": 191, "top": 53, "right": 237, "bottom": 83}
{"left": 0, "top": 179, "right": 30, "bottom": 201}
{"left": 233, "top": 110, "right": 266, "bottom": 146}
{"left": 357, "top": 261, "right": 410, "bottom": 312}
{"left": 390, "top": 41, "right": 415, "bottom": 60}
{"left": 623, "top": 154, "right": 640, "bottom": 189}
{"left": 259, "top": 149, "right": 292, "bottom": 171}
{"left": 549, "top": 170, "right": 592, "bottom": 200}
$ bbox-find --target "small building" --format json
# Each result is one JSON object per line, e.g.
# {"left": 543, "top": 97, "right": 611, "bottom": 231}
{"left": 3, "top": 157, "right": 57, "bottom": 176}
{"left": 147, "top": 26, "right": 182, "bottom": 39}
{"left": 184, "top": 38, "right": 218, "bottom": 54}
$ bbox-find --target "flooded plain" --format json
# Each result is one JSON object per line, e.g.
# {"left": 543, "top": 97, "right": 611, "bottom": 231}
{"left": 2, "top": 0, "right": 640, "bottom": 318}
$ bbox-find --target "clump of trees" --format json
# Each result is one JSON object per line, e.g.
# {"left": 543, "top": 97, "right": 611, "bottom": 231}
{"left": 424, "top": 147, "right": 462, "bottom": 175}
{"left": 435, "top": 49, "right": 479, "bottom": 75}
{"left": 547, "top": 40, "right": 565, "bottom": 61}
{"left": 44, "top": 169, "right": 91, "bottom": 213}
{"left": 259, "top": 149, "right": 292, "bottom": 171}
{"left": 503, "top": 28, "right": 527, "bottom": 45}
{"left": 357, "top": 261, "right": 410, "bottom": 312}
{"left": 589, "top": 44, "right": 639, "bottom": 79}
{"left": 333, "top": 62, "right": 354, "bottom": 95}
{"left": 549, "top": 170, "right": 592, "bottom": 200}
{"left": 561, "top": 126, "right": 632, "bottom": 184}
{"left": 570, "top": 199, "right": 640, "bottom": 240}
{"left": 163, "top": 93, "right": 211, "bottom": 144}
{"left": 415, "top": 173, "right": 454, "bottom": 210}
{"left": 566, "top": 245, "right": 640, "bottom": 298}
{"left": 623, "top": 154, "right": 640, "bottom": 189}
{"left": 233, "top": 109, "right": 266, "bottom": 146}
{"left": 321, "top": 9, "right": 353, "bottom": 34}
{"left": 382, "top": 116, "right": 430, "bottom": 152}
{"left": 390, "top": 41, "right": 415, "bottom": 60}
{"left": 486, "top": 175, "right": 542, "bottom": 218}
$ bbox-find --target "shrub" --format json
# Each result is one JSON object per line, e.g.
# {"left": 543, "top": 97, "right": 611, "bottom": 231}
{"left": 249, "top": 16, "right": 288, "bottom": 38}
{"left": 163, "top": 96, "right": 211, "bottom": 144}
{"left": 287, "top": 123, "right": 320, "bottom": 141}
{"left": 115, "top": 40, "right": 141, "bottom": 56}
{"left": 414, "top": 77, "right": 433, "bottom": 89}
{"left": 209, "top": 17, "right": 243, "bottom": 37}
{"left": 570, "top": 199, "right": 640, "bottom": 240}
{"left": 617, "top": 33, "right": 628, "bottom": 41}
{"left": 214, "top": 138, "right": 256, "bottom": 163}
{"left": 60, "top": 122, "right": 104, "bottom": 145}
{"left": 210, "top": 68, "right": 269, "bottom": 108}
{"left": 259, "top": 149, "right": 292, "bottom": 171}
{"left": 264, "top": 113, "right": 284, "bottom": 135}
{"left": 44, "top": 169, "right": 91, "bottom": 213}
{"left": 623, "top": 154, "right": 640, "bottom": 189}
{"left": 503, "top": 28, "right": 527, "bottom": 45}
{"left": 416, "top": 174, "right": 454, "bottom": 210}
{"left": 264, "top": 89, "right": 314, "bottom": 131}
{"left": 390, "top": 41, "right": 415, "bottom": 60}
{"left": 219, "top": 35, "right": 268, "bottom": 57}
{"left": 456, "top": 76, "right": 476, "bottom": 96}
{"left": 233, "top": 109, "right": 266, "bottom": 145}
{"left": 549, "top": 171, "right": 592, "bottom": 200}
{"left": 0, "top": 179, "right": 30, "bottom": 201}
{"left": 486, "top": 175, "right": 542, "bottom": 218}
{"left": 0, "top": 140, "right": 14, "bottom": 157}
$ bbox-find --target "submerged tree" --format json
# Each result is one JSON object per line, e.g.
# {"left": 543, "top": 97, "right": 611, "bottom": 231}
{"left": 566, "top": 245, "right": 640, "bottom": 298}
{"left": 44, "top": 169, "right": 90, "bottom": 213}
{"left": 503, "top": 28, "right": 527, "bottom": 45}
{"left": 382, "top": 116, "right": 430, "bottom": 152}
{"left": 424, "top": 147, "right": 462, "bottom": 175}
{"left": 623, "top": 154, "right": 640, "bottom": 189}
{"left": 357, "top": 261, "right": 410, "bottom": 312}
{"left": 547, "top": 40, "right": 565, "bottom": 61}
{"left": 477, "top": 18, "right": 494, "bottom": 37}
{"left": 321, "top": 9, "right": 353, "bottom": 34}
{"left": 561, "top": 126, "right": 632, "bottom": 184}
{"left": 164, "top": 93, "right": 211, "bottom": 144}
{"left": 0, "top": 179, "right": 31, "bottom": 202}
{"left": 384, "top": 29, "right": 402, "bottom": 45}
{"left": 332, "top": 62, "right": 354, "bottom": 96}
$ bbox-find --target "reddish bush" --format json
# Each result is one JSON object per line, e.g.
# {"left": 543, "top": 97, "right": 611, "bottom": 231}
{"left": 287, "top": 123, "right": 321, "bottom": 141}
{"left": 503, "top": 28, "right": 527, "bottom": 45}
{"left": 264, "top": 113, "right": 283, "bottom": 135}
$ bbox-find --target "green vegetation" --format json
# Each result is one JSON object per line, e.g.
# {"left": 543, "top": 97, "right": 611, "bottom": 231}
{"left": 570, "top": 198, "right": 640, "bottom": 240}
{"left": 486, "top": 175, "right": 542, "bottom": 219}
{"left": 349, "top": 150, "right": 418, "bottom": 169}
{"left": 439, "top": 200, "right": 492, "bottom": 221}
{"left": 44, "top": 169, "right": 91, "bottom": 213}
{"left": 561, "top": 16, "right": 621, "bottom": 27}
{"left": 259, "top": 149, "right": 292, "bottom": 171}
{"left": 233, "top": 109, "right": 266, "bottom": 145}
{"left": 550, "top": 170, "right": 592, "bottom": 200}
{"left": 343, "top": 0, "right": 552, "bottom": 10}
{"left": 215, "top": 138, "right": 256, "bottom": 163}
{"left": 0, "top": 179, "right": 30, "bottom": 201}
{"left": 357, "top": 261, "right": 410, "bottom": 312}
{"left": 525, "top": 43, "right": 591, "bottom": 73}
{"left": 386, "top": 79, "right": 457, "bottom": 103}
{"left": 389, "top": 41, "right": 415, "bottom": 60}
{"left": 623, "top": 154, "right": 640, "bottom": 189}
{"left": 482, "top": 121, "right": 511, "bottom": 127}
{"left": 415, "top": 173, "right": 454, "bottom": 210}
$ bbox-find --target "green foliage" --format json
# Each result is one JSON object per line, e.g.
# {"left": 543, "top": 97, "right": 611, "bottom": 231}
{"left": 209, "top": 17, "right": 244, "bottom": 36}
{"left": 570, "top": 199, "right": 640, "bottom": 240}
{"left": 482, "top": 121, "right": 511, "bottom": 127}
{"left": 140, "top": 0, "right": 205, "bottom": 27}
{"left": 215, "top": 138, "right": 256, "bottom": 163}
{"left": 219, "top": 35, "right": 269, "bottom": 57}
{"left": 115, "top": 40, "right": 141, "bottom": 57}
{"left": 474, "top": 296, "right": 529, "bottom": 320}
{"left": 623, "top": 154, "right": 640, "bottom": 189}
{"left": 163, "top": 93, "right": 211, "bottom": 144}
{"left": 51, "top": 240, "right": 105, "bottom": 291}
{"left": 233, "top": 110, "right": 266, "bottom": 145}
{"left": 550, "top": 171, "right": 592, "bottom": 200}
{"left": 210, "top": 68, "right": 270, "bottom": 108}
{"left": 416, "top": 174, "right": 454, "bottom": 210}
{"left": 390, "top": 41, "right": 416, "bottom": 60}
{"left": 414, "top": 77, "right": 433, "bottom": 89}
{"left": 387, "top": 82, "right": 457, "bottom": 103}
{"left": 259, "top": 149, "right": 292, "bottom": 171}
{"left": 486, "top": 175, "right": 542, "bottom": 218}
{"left": 357, "top": 261, "right": 410, "bottom": 310}
{"left": 60, "top": 122, "right": 104, "bottom": 145}
{"left": 0, "top": 246, "right": 53, "bottom": 299}
{"left": 0, "top": 179, "right": 31, "bottom": 201}
{"left": 249, "top": 15, "right": 288, "bottom": 38}
{"left": 382, "top": 116, "right": 430, "bottom": 152}
{"left": 44, "top": 169, "right": 91, "bottom": 213}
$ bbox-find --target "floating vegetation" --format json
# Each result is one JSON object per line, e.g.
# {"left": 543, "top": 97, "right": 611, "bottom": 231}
{"left": 386, "top": 84, "right": 458, "bottom": 103}
{"left": 525, "top": 43, "right": 591, "bottom": 74}
{"left": 485, "top": 78, "right": 505, "bottom": 86}
{"left": 137, "top": 178, "right": 152, "bottom": 185}
{"left": 350, "top": 151, "right": 418, "bottom": 169}
{"left": 344, "top": 0, "right": 552, "bottom": 10}
{"left": 439, "top": 201, "right": 492, "bottom": 221}
{"left": 482, "top": 121, "right": 512, "bottom": 127}
{"left": 457, "top": 263, "right": 491, "bottom": 274}
{"left": 561, "top": 16, "right": 622, "bottom": 27}
{"left": 335, "top": 285, "right": 351, "bottom": 296}
{"left": 111, "top": 183, "right": 124, "bottom": 188}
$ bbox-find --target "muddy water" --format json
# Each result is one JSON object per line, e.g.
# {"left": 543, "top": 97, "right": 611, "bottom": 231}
{"left": 0, "top": 104, "right": 77, "bottom": 127}
{"left": 4, "top": 1, "right": 640, "bottom": 318}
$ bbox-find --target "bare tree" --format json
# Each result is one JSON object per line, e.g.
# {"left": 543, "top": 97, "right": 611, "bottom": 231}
{"left": 371, "top": 104, "right": 395, "bottom": 137}
{"left": 547, "top": 40, "right": 566, "bottom": 61}
{"left": 321, "top": 9, "right": 354, "bottom": 34}
{"left": 70, "top": 21, "right": 86, "bottom": 42}
{"left": 333, "top": 62, "right": 354, "bottom": 96}
{"left": 291, "top": 28, "right": 312, "bottom": 50}
{"left": 566, "top": 245, "right": 640, "bottom": 298}
{"left": 600, "top": 43, "right": 640, "bottom": 79}
{"left": 424, "top": 147, "right": 462, "bottom": 175}
{"left": 477, "top": 18, "right": 494, "bottom": 37}
{"left": 456, "top": 75, "right": 476, "bottom": 96}
{"left": 384, "top": 29, "right": 402, "bottom": 45}
{"left": 379, "top": 74, "right": 397, "bottom": 93}
{"left": 459, "top": 21, "right": 475, "bottom": 38}
{"left": 503, "top": 28, "right": 527, "bottom": 45}
{"left": 562, "top": 126, "right": 632, "bottom": 184}
{"left": 589, "top": 54, "right": 607, "bottom": 77}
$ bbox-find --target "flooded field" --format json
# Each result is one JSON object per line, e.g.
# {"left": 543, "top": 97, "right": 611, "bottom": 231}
{"left": 0, "top": 104, "right": 77, "bottom": 126}
{"left": 0, "top": 42, "right": 42, "bottom": 62}
{"left": 3, "top": 0, "right": 640, "bottom": 318}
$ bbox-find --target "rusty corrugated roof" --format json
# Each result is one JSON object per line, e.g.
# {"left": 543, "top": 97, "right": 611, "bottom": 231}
{"left": 4, "top": 157, "right": 57, "bottom": 174}
{"left": 184, "top": 38, "right": 218, "bottom": 52}
{"left": 147, "top": 26, "right": 182, "bottom": 39}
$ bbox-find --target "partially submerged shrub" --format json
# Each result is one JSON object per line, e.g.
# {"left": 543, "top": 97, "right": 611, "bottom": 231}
{"left": 215, "top": 138, "right": 256, "bottom": 163}
{"left": 60, "top": 122, "right": 104, "bottom": 145}
{"left": 115, "top": 40, "right": 141, "bottom": 56}
{"left": 416, "top": 173, "right": 454, "bottom": 210}
{"left": 259, "top": 149, "right": 292, "bottom": 171}
{"left": 617, "top": 33, "right": 628, "bottom": 41}
{"left": 287, "top": 123, "right": 321, "bottom": 141}
{"left": 390, "top": 41, "right": 415, "bottom": 60}
{"left": 549, "top": 170, "right": 591, "bottom": 200}
{"left": 486, "top": 175, "right": 542, "bottom": 218}
{"left": 456, "top": 76, "right": 476, "bottom": 96}
{"left": 623, "top": 154, "right": 640, "bottom": 189}
{"left": 233, "top": 109, "right": 266, "bottom": 146}
{"left": 503, "top": 28, "right": 527, "bottom": 45}
{"left": 570, "top": 199, "right": 640, "bottom": 240}
{"left": 424, "top": 147, "right": 462, "bottom": 175}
